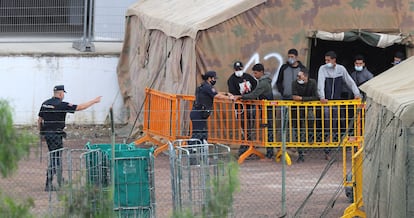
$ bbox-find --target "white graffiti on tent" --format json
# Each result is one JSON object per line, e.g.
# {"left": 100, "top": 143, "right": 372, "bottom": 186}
{"left": 244, "top": 52, "right": 284, "bottom": 96}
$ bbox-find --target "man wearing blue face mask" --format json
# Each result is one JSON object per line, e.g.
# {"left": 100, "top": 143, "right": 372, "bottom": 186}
{"left": 276, "top": 48, "right": 306, "bottom": 100}
{"left": 317, "top": 51, "right": 361, "bottom": 160}
{"left": 350, "top": 55, "right": 373, "bottom": 93}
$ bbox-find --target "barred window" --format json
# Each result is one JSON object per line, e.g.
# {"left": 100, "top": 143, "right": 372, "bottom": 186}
{"left": 0, "top": 0, "right": 85, "bottom": 38}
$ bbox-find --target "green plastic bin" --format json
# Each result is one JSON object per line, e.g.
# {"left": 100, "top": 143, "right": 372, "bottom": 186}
{"left": 113, "top": 148, "right": 154, "bottom": 217}
{"left": 85, "top": 142, "right": 155, "bottom": 217}
{"left": 84, "top": 142, "right": 136, "bottom": 187}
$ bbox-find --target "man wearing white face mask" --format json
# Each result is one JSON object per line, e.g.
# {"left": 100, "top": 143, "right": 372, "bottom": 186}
{"left": 276, "top": 48, "right": 306, "bottom": 100}
{"left": 292, "top": 68, "right": 318, "bottom": 162}
{"left": 318, "top": 51, "right": 361, "bottom": 103}
{"left": 227, "top": 61, "right": 257, "bottom": 157}
{"left": 317, "top": 51, "right": 361, "bottom": 160}
{"left": 227, "top": 61, "right": 257, "bottom": 96}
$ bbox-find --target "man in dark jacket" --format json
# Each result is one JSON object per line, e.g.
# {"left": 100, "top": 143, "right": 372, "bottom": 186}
{"left": 276, "top": 48, "right": 307, "bottom": 100}
{"left": 38, "top": 85, "right": 101, "bottom": 191}
{"left": 344, "top": 54, "right": 374, "bottom": 99}
{"left": 227, "top": 61, "right": 257, "bottom": 156}
{"left": 291, "top": 68, "right": 318, "bottom": 162}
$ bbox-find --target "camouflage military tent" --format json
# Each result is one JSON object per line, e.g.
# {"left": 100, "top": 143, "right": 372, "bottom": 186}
{"left": 360, "top": 56, "right": 414, "bottom": 218}
{"left": 117, "top": 0, "right": 414, "bottom": 128}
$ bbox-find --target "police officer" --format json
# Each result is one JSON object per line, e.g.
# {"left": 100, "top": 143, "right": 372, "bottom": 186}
{"left": 190, "top": 71, "right": 235, "bottom": 142}
{"left": 38, "top": 85, "right": 101, "bottom": 191}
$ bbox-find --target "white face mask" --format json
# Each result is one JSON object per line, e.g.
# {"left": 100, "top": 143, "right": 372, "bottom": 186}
{"left": 235, "top": 70, "right": 244, "bottom": 77}
{"left": 297, "top": 80, "right": 305, "bottom": 85}
{"left": 354, "top": 66, "right": 363, "bottom": 71}
{"left": 288, "top": 58, "right": 296, "bottom": 65}
{"left": 326, "top": 63, "right": 333, "bottom": 68}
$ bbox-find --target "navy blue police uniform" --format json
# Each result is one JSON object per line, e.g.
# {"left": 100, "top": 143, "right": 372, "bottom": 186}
{"left": 190, "top": 81, "right": 218, "bottom": 141}
{"left": 38, "top": 85, "right": 77, "bottom": 190}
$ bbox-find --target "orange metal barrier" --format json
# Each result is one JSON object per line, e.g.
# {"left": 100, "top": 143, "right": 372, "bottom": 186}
{"left": 134, "top": 88, "right": 194, "bottom": 156}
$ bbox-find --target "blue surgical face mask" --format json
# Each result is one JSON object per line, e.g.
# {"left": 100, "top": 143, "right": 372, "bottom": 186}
{"left": 326, "top": 63, "right": 333, "bottom": 68}
{"left": 354, "top": 66, "right": 363, "bottom": 71}
{"left": 288, "top": 58, "right": 296, "bottom": 65}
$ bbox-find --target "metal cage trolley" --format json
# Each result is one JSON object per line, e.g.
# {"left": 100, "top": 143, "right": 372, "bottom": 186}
{"left": 168, "top": 139, "right": 232, "bottom": 217}
{"left": 47, "top": 143, "right": 156, "bottom": 218}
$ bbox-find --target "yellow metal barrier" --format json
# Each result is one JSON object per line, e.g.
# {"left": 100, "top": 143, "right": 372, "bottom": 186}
{"left": 342, "top": 146, "right": 366, "bottom": 218}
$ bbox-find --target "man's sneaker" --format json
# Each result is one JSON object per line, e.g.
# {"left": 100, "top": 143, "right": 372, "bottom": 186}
{"left": 238, "top": 145, "right": 248, "bottom": 157}
{"left": 297, "top": 154, "right": 305, "bottom": 163}
{"left": 266, "top": 152, "right": 274, "bottom": 159}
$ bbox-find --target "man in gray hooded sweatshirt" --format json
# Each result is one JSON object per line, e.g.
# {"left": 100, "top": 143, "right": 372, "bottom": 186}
{"left": 276, "top": 48, "right": 307, "bottom": 100}
{"left": 236, "top": 63, "right": 274, "bottom": 158}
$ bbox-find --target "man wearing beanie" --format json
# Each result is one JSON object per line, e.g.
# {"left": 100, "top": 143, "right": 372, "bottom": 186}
{"left": 276, "top": 48, "right": 306, "bottom": 100}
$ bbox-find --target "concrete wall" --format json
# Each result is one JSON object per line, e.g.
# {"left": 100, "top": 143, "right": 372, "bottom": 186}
{"left": 0, "top": 54, "right": 124, "bottom": 125}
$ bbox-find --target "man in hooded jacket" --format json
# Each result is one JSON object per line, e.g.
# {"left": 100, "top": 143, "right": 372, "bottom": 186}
{"left": 236, "top": 63, "right": 274, "bottom": 159}
{"left": 276, "top": 48, "right": 307, "bottom": 100}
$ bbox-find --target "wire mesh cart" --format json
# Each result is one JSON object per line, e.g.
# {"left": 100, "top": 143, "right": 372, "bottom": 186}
{"left": 47, "top": 143, "right": 155, "bottom": 218}
{"left": 168, "top": 139, "right": 232, "bottom": 217}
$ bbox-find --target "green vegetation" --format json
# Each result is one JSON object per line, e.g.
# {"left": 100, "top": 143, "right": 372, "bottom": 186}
{"left": 173, "top": 160, "right": 240, "bottom": 218}
{"left": 58, "top": 183, "right": 114, "bottom": 218}
{"left": 0, "top": 100, "right": 35, "bottom": 217}
{"left": 204, "top": 161, "right": 239, "bottom": 217}
{"left": 349, "top": 0, "right": 369, "bottom": 9}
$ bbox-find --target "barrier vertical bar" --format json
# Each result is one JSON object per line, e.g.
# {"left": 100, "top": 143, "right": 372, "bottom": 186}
{"left": 281, "top": 106, "right": 287, "bottom": 216}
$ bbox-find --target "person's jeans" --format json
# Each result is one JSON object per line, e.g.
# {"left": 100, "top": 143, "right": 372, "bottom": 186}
{"left": 323, "top": 106, "right": 338, "bottom": 154}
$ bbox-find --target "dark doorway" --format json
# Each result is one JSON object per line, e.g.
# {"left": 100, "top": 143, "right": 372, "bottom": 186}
{"left": 308, "top": 38, "right": 406, "bottom": 79}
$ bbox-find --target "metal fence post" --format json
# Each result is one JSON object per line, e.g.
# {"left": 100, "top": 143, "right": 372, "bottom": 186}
{"left": 73, "top": 0, "right": 95, "bottom": 52}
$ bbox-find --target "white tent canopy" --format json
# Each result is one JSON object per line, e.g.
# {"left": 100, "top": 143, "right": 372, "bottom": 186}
{"left": 126, "top": 0, "right": 265, "bottom": 39}
{"left": 360, "top": 56, "right": 414, "bottom": 127}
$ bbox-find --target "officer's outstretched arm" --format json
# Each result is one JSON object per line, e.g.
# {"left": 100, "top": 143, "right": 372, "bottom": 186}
{"left": 76, "top": 96, "right": 102, "bottom": 111}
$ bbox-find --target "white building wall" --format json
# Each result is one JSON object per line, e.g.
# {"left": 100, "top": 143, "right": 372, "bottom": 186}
{"left": 0, "top": 55, "right": 125, "bottom": 125}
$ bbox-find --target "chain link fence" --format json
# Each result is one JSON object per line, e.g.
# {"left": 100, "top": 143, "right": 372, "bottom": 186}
{"left": 0, "top": 0, "right": 134, "bottom": 46}
{"left": 0, "top": 127, "right": 355, "bottom": 217}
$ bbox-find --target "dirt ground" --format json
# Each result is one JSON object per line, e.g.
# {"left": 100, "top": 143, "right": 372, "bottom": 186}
{"left": 0, "top": 125, "right": 353, "bottom": 218}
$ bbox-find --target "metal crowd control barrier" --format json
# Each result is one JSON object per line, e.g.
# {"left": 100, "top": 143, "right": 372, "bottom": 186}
{"left": 47, "top": 143, "right": 155, "bottom": 217}
{"left": 135, "top": 89, "right": 364, "bottom": 163}
{"left": 342, "top": 147, "right": 366, "bottom": 218}
{"left": 168, "top": 139, "right": 232, "bottom": 217}
{"left": 135, "top": 88, "right": 194, "bottom": 156}
{"left": 135, "top": 88, "right": 366, "bottom": 217}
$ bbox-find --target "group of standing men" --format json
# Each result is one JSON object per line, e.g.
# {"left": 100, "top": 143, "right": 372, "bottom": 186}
{"left": 190, "top": 47, "right": 406, "bottom": 162}
{"left": 276, "top": 49, "right": 372, "bottom": 161}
